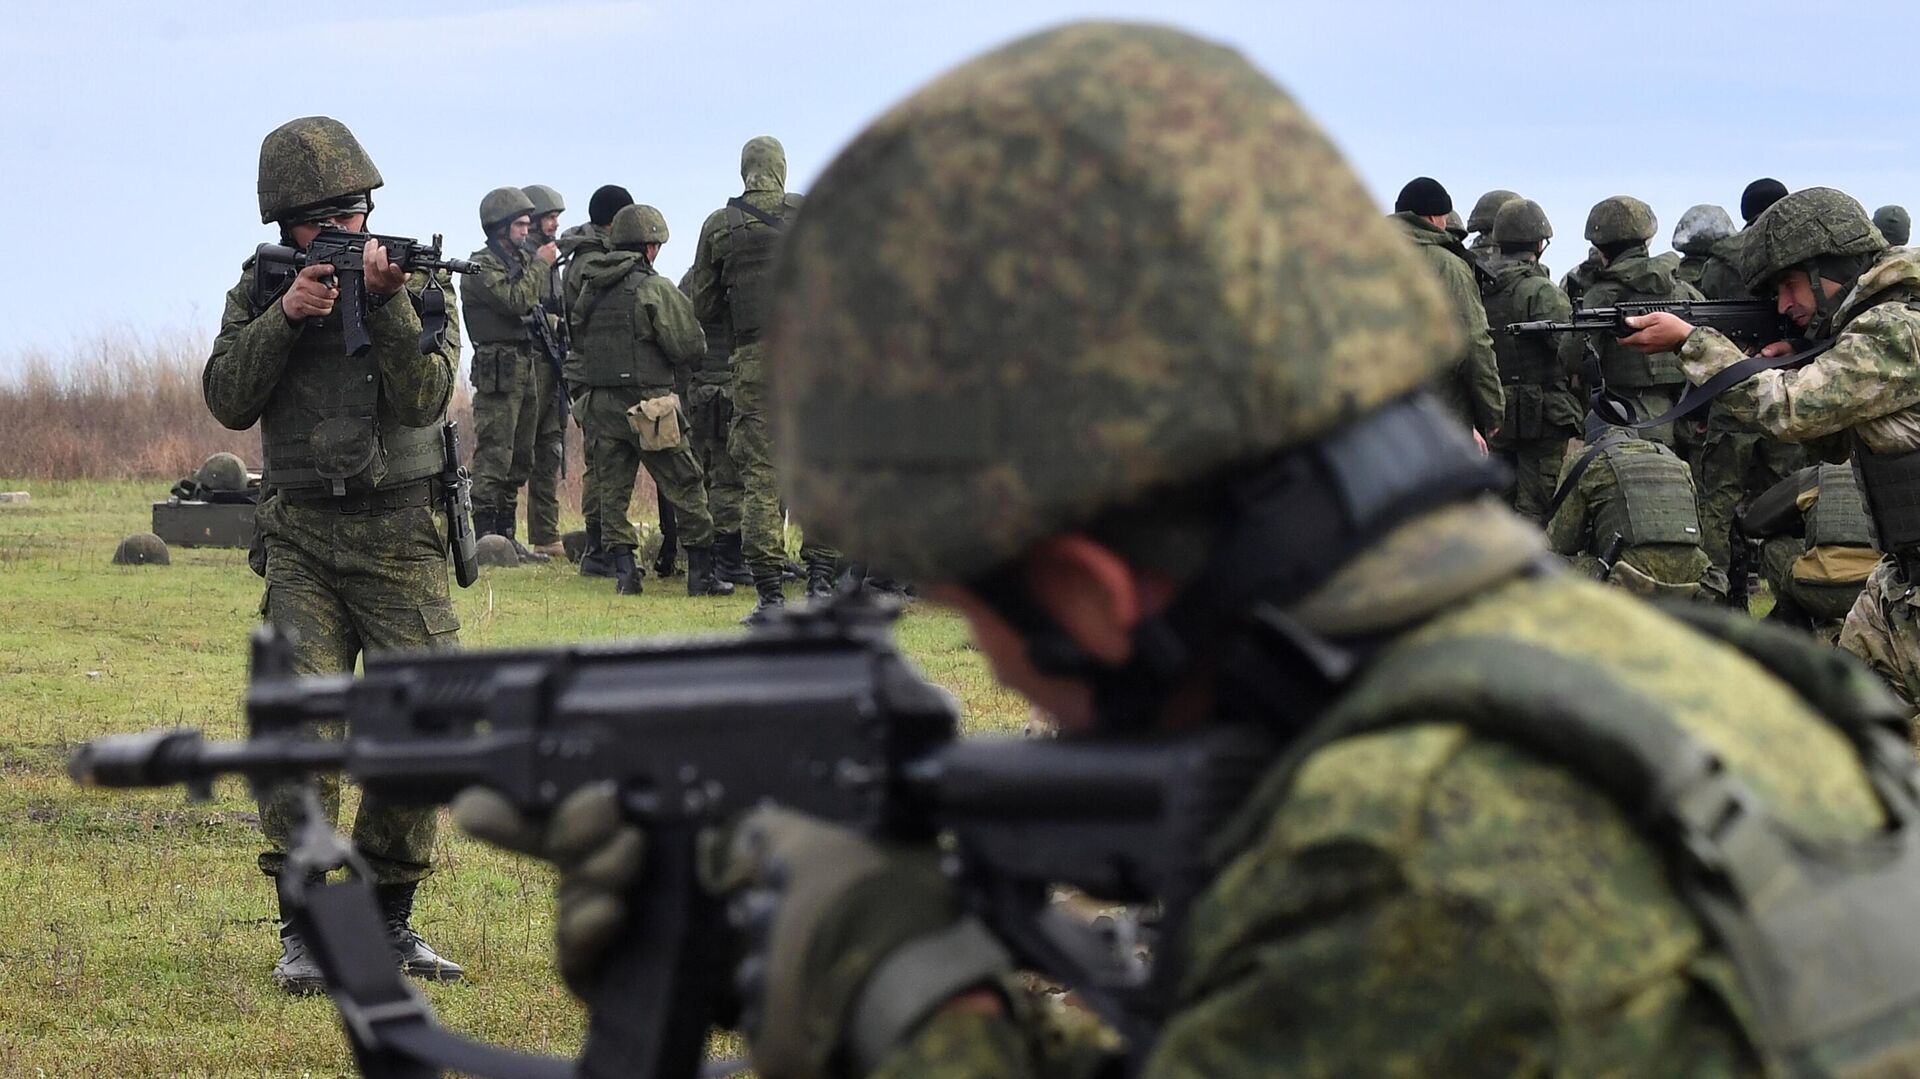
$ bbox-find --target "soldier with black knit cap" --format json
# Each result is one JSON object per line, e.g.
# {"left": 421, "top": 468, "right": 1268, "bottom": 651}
{"left": 1387, "top": 177, "right": 1503, "bottom": 441}
{"left": 558, "top": 184, "right": 634, "bottom": 578}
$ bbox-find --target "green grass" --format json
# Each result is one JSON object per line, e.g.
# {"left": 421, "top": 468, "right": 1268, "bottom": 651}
{"left": 0, "top": 479, "right": 1026, "bottom": 1076}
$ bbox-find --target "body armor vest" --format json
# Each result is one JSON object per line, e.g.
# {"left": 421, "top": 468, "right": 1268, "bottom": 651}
{"left": 461, "top": 246, "right": 534, "bottom": 346}
{"left": 249, "top": 270, "right": 443, "bottom": 495}
{"left": 721, "top": 193, "right": 801, "bottom": 345}
{"left": 1595, "top": 444, "right": 1702, "bottom": 549}
{"left": 1851, "top": 445, "right": 1920, "bottom": 560}
{"left": 568, "top": 260, "right": 673, "bottom": 391}
{"left": 1807, "top": 462, "right": 1876, "bottom": 550}
{"left": 1584, "top": 278, "right": 1686, "bottom": 390}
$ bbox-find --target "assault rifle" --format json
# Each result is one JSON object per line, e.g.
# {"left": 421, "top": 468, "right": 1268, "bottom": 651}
{"left": 522, "top": 306, "right": 571, "bottom": 470}
{"left": 255, "top": 230, "right": 478, "bottom": 358}
{"left": 69, "top": 598, "right": 1273, "bottom": 1079}
{"left": 441, "top": 422, "right": 479, "bottom": 589}
{"left": 1507, "top": 298, "right": 1791, "bottom": 350}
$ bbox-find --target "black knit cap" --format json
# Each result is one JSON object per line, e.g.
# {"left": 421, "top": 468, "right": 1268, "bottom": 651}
{"left": 589, "top": 184, "right": 635, "bottom": 227}
{"left": 1742, "top": 178, "right": 1788, "bottom": 224}
{"left": 1395, "top": 176, "right": 1452, "bottom": 216}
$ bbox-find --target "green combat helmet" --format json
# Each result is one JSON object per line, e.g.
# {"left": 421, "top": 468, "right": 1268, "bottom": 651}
{"left": 479, "top": 187, "right": 535, "bottom": 234}
{"left": 1467, "top": 189, "right": 1521, "bottom": 237}
{"left": 1673, "top": 204, "right": 1735, "bottom": 255}
{"left": 522, "top": 184, "right": 566, "bottom": 218}
{"left": 196, "top": 452, "right": 248, "bottom": 493}
{"left": 1585, "top": 195, "right": 1658, "bottom": 246}
{"left": 1492, "top": 198, "right": 1552, "bottom": 247}
{"left": 1444, "top": 210, "right": 1467, "bottom": 241}
{"left": 1874, "top": 204, "right": 1910, "bottom": 246}
{"left": 610, "top": 204, "right": 670, "bottom": 248}
{"left": 1740, "top": 187, "right": 1886, "bottom": 294}
{"left": 112, "top": 532, "right": 170, "bottom": 566}
{"left": 768, "top": 22, "right": 1462, "bottom": 583}
{"left": 256, "top": 116, "right": 384, "bottom": 225}
{"left": 475, "top": 534, "right": 519, "bottom": 568}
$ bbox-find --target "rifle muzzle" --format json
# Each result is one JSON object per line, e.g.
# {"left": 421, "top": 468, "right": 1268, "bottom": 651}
{"left": 69, "top": 729, "right": 206, "bottom": 789}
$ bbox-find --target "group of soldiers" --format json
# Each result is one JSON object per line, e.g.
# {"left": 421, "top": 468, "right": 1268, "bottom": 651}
{"left": 455, "top": 143, "right": 837, "bottom": 621}
{"left": 1399, "top": 176, "right": 1903, "bottom": 640}
{"left": 194, "top": 17, "right": 1920, "bottom": 1075}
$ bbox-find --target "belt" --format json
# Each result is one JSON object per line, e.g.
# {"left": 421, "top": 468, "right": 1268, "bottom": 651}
{"left": 282, "top": 480, "right": 436, "bottom": 516}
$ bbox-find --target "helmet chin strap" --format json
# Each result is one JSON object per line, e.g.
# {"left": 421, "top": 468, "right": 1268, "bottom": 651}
{"left": 968, "top": 393, "right": 1506, "bottom": 735}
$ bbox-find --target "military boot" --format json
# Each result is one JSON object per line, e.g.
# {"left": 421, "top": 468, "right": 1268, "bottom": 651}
{"left": 578, "top": 520, "right": 617, "bottom": 579}
{"left": 652, "top": 541, "right": 679, "bottom": 580}
{"left": 503, "top": 518, "right": 551, "bottom": 564}
{"left": 611, "top": 546, "right": 644, "bottom": 595}
{"left": 805, "top": 558, "right": 838, "bottom": 601}
{"left": 741, "top": 573, "right": 786, "bottom": 626}
{"left": 272, "top": 876, "right": 325, "bottom": 996}
{"left": 714, "top": 531, "right": 753, "bottom": 585}
{"left": 685, "top": 545, "right": 735, "bottom": 597}
{"left": 470, "top": 507, "right": 499, "bottom": 540}
{"left": 376, "top": 883, "right": 464, "bottom": 982}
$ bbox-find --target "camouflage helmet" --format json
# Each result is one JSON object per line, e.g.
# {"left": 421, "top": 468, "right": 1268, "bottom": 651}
{"left": 1444, "top": 210, "right": 1467, "bottom": 241}
{"left": 196, "top": 452, "right": 248, "bottom": 492}
{"left": 1491, "top": 198, "right": 1552, "bottom": 246}
{"left": 768, "top": 22, "right": 1462, "bottom": 583}
{"left": 1672, "top": 204, "right": 1735, "bottom": 255}
{"left": 1740, "top": 187, "right": 1886, "bottom": 292}
{"left": 522, "top": 184, "right": 566, "bottom": 217}
{"left": 111, "top": 532, "right": 170, "bottom": 566}
{"left": 256, "top": 116, "right": 384, "bottom": 225}
{"left": 1467, "top": 189, "right": 1521, "bottom": 235}
{"left": 609, "top": 204, "right": 670, "bottom": 247}
{"left": 1584, "top": 195, "right": 1658, "bottom": 245}
{"left": 1874, "top": 204, "right": 1910, "bottom": 246}
{"left": 479, "top": 187, "right": 535, "bottom": 233}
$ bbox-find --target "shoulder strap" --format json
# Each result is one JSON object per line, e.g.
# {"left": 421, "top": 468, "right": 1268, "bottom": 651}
{"left": 726, "top": 196, "right": 788, "bottom": 231}
{"left": 1618, "top": 339, "right": 1836, "bottom": 431}
{"left": 574, "top": 264, "right": 643, "bottom": 331}
{"left": 1546, "top": 431, "right": 1632, "bottom": 519}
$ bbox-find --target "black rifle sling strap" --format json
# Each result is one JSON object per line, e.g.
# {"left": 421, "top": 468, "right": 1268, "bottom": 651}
{"left": 1546, "top": 430, "right": 1632, "bottom": 520}
{"left": 726, "top": 196, "right": 788, "bottom": 231}
{"left": 1625, "top": 338, "right": 1836, "bottom": 431}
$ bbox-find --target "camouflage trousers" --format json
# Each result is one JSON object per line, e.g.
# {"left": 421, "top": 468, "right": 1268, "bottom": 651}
{"left": 1760, "top": 537, "right": 1864, "bottom": 640}
{"left": 580, "top": 385, "right": 714, "bottom": 551}
{"left": 254, "top": 495, "right": 459, "bottom": 886}
{"left": 1838, "top": 557, "right": 1920, "bottom": 723}
{"left": 572, "top": 384, "right": 599, "bottom": 532}
{"left": 527, "top": 358, "right": 567, "bottom": 546}
{"left": 1695, "top": 409, "right": 1805, "bottom": 586}
{"left": 688, "top": 381, "right": 743, "bottom": 535}
{"left": 731, "top": 344, "right": 837, "bottom": 573}
{"left": 470, "top": 343, "right": 538, "bottom": 519}
{"left": 1504, "top": 434, "right": 1570, "bottom": 525}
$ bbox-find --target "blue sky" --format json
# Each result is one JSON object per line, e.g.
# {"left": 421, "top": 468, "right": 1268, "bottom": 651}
{"left": 3, "top": 0, "right": 1915, "bottom": 374}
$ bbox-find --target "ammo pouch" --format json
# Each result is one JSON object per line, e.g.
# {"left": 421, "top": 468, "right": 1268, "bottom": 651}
{"left": 627, "top": 393, "right": 686, "bottom": 451}
{"left": 1283, "top": 607, "right": 1920, "bottom": 1077}
{"left": 309, "top": 416, "right": 382, "bottom": 496}
{"left": 1852, "top": 446, "right": 1920, "bottom": 573}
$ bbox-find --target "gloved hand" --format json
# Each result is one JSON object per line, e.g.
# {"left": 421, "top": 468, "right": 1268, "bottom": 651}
{"left": 451, "top": 781, "right": 645, "bottom": 994}
{"left": 703, "top": 806, "right": 1012, "bottom": 1079}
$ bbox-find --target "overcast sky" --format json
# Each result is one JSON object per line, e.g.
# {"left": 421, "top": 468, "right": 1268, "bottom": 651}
{"left": 3, "top": 0, "right": 1915, "bottom": 375}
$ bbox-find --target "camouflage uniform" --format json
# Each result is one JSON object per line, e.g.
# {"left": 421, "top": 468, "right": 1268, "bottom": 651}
{"left": 1546, "top": 429, "right": 1709, "bottom": 597}
{"left": 461, "top": 231, "right": 545, "bottom": 535}
{"left": 1480, "top": 200, "right": 1576, "bottom": 522}
{"left": 1678, "top": 205, "right": 1920, "bottom": 714}
{"left": 678, "top": 267, "right": 744, "bottom": 547}
{"left": 523, "top": 194, "right": 569, "bottom": 551}
{"left": 559, "top": 221, "right": 611, "bottom": 543}
{"left": 1557, "top": 226, "right": 1702, "bottom": 447}
{"left": 1389, "top": 211, "right": 1504, "bottom": 436}
{"left": 687, "top": 137, "right": 840, "bottom": 610}
{"left": 1561, "top": 246, "right": 1603, "bottom": 306}
{"left": 1743, "top": 463, "right": 1878, "bottom": 641}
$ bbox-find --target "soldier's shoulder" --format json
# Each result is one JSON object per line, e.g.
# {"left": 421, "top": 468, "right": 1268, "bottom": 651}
{"left": 467, "top": 248, "right": 502, "bottom": 269}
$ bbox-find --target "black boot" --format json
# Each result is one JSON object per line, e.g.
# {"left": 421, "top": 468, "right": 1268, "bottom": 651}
{"left": 376, "top": 883, "right": 464, "bottom": 982}
{"left": 504, "top": 516, "right": 550, "bottom": 564}
{"left": 741, "top": 573, "right": 786, "bottom": 626}
{"left": 805, "top": 557, "right": 838, "bottom": 601}
{"left": 471, "top": 507, "right": 498, "bottom": 540}
{"left": 271, "top": 875, "right": 325, "bottom": 995}
{"left": 685, "top": 545, "right": 735, "bottom": 597}
{"left": 652, "top": 542, "right": 679, "bottom": 579}
{"left": 714, "top": 531, "right": 753, "bottom": 585}
{"left": 653, "top": 491, "right": 680, "bottom": 577}
{"left": 579, "top": 519, "right": 616, "bottom": 578}
{"left": 612, "top": 546, "right": 644, "bottom": 595}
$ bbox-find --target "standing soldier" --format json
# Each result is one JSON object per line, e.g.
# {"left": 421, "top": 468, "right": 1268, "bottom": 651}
{"left": 559, "top": 185, "right": 635, "bottom": 579}
{"left": 568, "top": 204, "right": 732, "bottom": 597}
{"left": 687, "top": 136, "right": 841, "bottom": 623}
{"left": 1464, "top": 188, "right": 1519, "bottom": 260}
{"left": 1875, "top": 205, "right": 1910, "bottom": 247}
{"left": 203, "top": 116, "right": 464, "bottom": 993}
{"left": 1481, "top": 198, "right": 1577, "bottom": 521}
{"left": 461, "top": 186, "right": 554, "bottom": 562}
{"left": 520, "top": 184, "right": 569, "bottom": 559}
{"left": 1387, "top": 176, "right": 1504, "bottom": 442}
{"left": 680, "top": 265, "right": 752, "bottom": 585}
{"left": 1672, "top": 204, "right": 1737, "bottom": 293}
{"left": 1557, "top": 196, "right": 1700, "bottom": 447}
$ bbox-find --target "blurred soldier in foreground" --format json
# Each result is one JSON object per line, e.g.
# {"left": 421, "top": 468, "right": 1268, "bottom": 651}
{"left": 1388, "top": 176, "right": 1504, "bottom": 440}
{"left": 1742, "top": 463, "right": 1878, "bottom": 642}
{"left": 560, "top": 184, "right": 635, "bottom": 579}
{"left": 461, "top": 24, "right": 1920, "bottom": 1075}
{"left": 204, "top": 116, "right": 463, "bottom": 993}
{"left": 1481, "top": 198, "right": 1576, "bottom": 521}
{"left": 521, "top": 183, "right": 569, "bottom": 559}
{"left": 1876, "top": 205, "right": 1910, "bottom": 247}
{"left": 1558, "top": 195, "right": 1700, "bottom": 447}
{"left": 1547, "top": 419, "right": 1708, "bottom": 598}
{"left": 1464, "top": 187, "right": 1519, "bottom": 260}
{"left": 687, "top": 136, "right": 841, "bottom": 622}
{"left": 1626, "top": 187, "right": 1920, "bottom": 716}
{"left": 568, "top": 205, "right": 731, "bottom": 597}
{"left": 462, "top": 186, "right": 555, "bottom": 562}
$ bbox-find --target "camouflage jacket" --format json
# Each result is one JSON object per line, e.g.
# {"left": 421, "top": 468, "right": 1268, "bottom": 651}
{"left": 873, "top": 502, "right": 1881, "bottom": 1078}
{"left": 558, "top": 222, "right": 610, "bottom": 314}
{"left": 1696, "top": 236, "right": 1748, "bottom": 301}
{"left": 459, "top": 241, "right": 544, "bottom": 347}
{"left": 1680, "top": 248, "right": 1920, "bottom": 454}
{"left": 1545, "top": 433, "right": 1709, "bottom": 590}
{"left": 1558, "top": 245, "right": 1703, "bottom": 391}
{"left": 1390, "top": 213, "right": 1504, "bottom": 435}
{"left": 686, "top": 188, "right": 794, "bottom": 329}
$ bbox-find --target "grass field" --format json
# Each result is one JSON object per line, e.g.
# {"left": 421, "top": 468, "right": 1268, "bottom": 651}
{"left": 0, "top": 479, "right": 1027, "bottom": 1077}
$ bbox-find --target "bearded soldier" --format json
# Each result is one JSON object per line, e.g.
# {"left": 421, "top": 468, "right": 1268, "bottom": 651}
{"left": 204, "top": 116, "right": 464, "bottom": 993}
{"left": 458, "top": 25, "right": 1920, "bottom": 1076}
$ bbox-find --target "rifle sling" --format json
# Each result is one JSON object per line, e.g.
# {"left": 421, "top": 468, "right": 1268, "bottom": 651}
{"left": 726, "top": 196, "right": 787, "bottom": 231}
{"left": 1546, "top": 431, "right": 1632, "bottom": 520}
{"left": 1618, "top": 338, "right": 1835, "bottom": 431}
